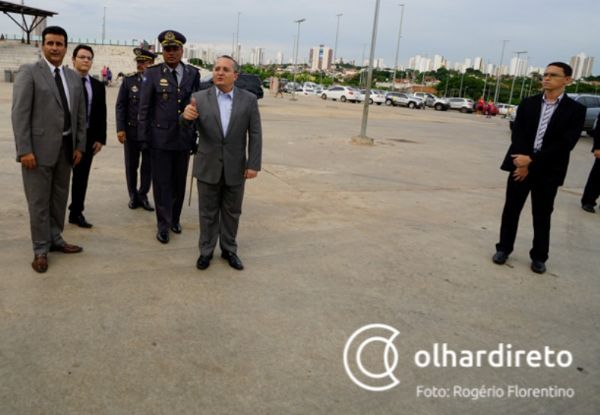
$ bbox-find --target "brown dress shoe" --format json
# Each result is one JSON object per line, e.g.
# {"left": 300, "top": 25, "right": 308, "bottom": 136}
{"left": 31, "top": 254, "right": 48, "bottom": 273}
{"left": 50, "top": 242, "right": 83, "bottom": 254}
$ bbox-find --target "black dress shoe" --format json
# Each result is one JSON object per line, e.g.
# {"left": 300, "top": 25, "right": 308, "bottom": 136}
{"left": 156, "top": 231, "right": 169, "bottom": 244}
{"left": 170, "top": 223, "right": 182, "bottom": 234}
{"left": 128, "top": 199, "right": 139, "bottom": 209}
{"left": 141, "top": 199, "right": 155, "bottom": 212}
{"left": 221, "top": 250, "right": 244, "bottom": 270}
{"left": 581, "top": 204, "right": 595, "bottom": 213}
{"left": 531, "top": 260, "right": 547, "bottom": 274}
{"left": 196, "top": 254, "right": 213, "bottom": 270}
{"left": 492, "top": 251, "right": 508, "bottom": 265}
{"left": 69, "top": 214, "right": 93, "bottom": 228}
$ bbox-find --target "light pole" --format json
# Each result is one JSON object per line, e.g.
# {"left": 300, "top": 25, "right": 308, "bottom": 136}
{"left": 333, "top": 13, "right": 343, "bottom": 73}
{"left": 508, "top": 50, "right": 527, "bottom": 105}
{"left": 459, "top": 69, "right": 465, "bottom": 97}
{"left": 493, "top": 40, "right": 508, "bottom": 103}
{"left": 352, "top": 0, "right": 380, "bottom": 145}
{"left": 235, "top": 12, "right": 241, "bottom": 61}
{"left": 391, "top": 4, "right": 405, "bottom": 92}
{"left": 519, "top": 56, "right": 529, "bottom": 100}
{"left": 291, "top": 18, "right": 306, "bottom": 101}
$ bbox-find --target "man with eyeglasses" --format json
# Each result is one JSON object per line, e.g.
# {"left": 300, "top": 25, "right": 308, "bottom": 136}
{"left": 138, "top": 30, "right": 200, "bottom": 244}
{"left": 492, "top": 62, "right": 585, "bottom": 274}
{"left": 11, "top": 26, "right": 87, "bottom": 273}
{"left": 68, "top": 44, "right": 107, "bottom": 228}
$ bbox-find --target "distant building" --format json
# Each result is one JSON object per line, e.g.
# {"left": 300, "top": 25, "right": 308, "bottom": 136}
{"left": 509, "top": 57, "right": 528, "bottom": 76}
{"left": 250, "top": 47, "right": 264, "bottom": 66}
{"left": 309, "top": 45, "right": 333, "bottom": 71}
{"left": 275, "top": 51, "right": 284, "bottom": 65}
{"left": 473, "top": 57, "right": 483, "bottom": 72}
{"left": 570, "top": 52, "right": 594, "bottom": 80}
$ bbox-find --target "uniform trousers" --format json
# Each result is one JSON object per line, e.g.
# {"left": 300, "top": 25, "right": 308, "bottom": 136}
{"left": 151, "top": 149, "right": 189, "bottom": 233}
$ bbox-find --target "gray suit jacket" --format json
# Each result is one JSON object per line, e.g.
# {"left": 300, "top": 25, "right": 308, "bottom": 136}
{"left": 189, "top": 86, "right": 262, "bottom": 186}
{"left": 12, "top": 59, "right": 87, "bottom": 166}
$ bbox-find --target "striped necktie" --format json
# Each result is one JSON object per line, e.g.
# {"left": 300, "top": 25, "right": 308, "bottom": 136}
{"left": 533, "top": 101, "right": 557, "bottom": 151}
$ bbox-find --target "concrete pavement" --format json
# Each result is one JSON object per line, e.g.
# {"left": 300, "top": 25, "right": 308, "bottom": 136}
{"left": 1, "top": 83, "right": 598, "bottom": 414}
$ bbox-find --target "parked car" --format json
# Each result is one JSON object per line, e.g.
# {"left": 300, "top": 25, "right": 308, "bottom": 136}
{"left": 385, "top": 92, "right": 424, "bottom": 108}
{"left": 321, "top": 86, "right": 358, "bottom": 102}
{"left": 199, "top": 73, "right": 264, "bottom": 99}
{"left": 568, "top": 94, "right": 600, "bottom": 135}
{"left": 496, "top": 103, "right": 516, "bottom": 117}
{"left": 447, "top": 97, "right": 475, "bottom": 113}
{"left": 413, "top": 92, "right": 449, "bottom": 110}
{"left": 284, "top": 81, "right": 303, "bottom": 93}
{"left": 302, "top": 82, "right": 318, "bottom": 95}
{"left": 361, "top": 89, "right": 386, "bottom": 105}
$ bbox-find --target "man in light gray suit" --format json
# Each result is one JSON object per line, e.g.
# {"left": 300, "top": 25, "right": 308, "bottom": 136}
{"left": 182, "top": 55, "right": 262, "bottom": 271}
{"left": 12, "top": 26, "right": 87, "bottom": 273}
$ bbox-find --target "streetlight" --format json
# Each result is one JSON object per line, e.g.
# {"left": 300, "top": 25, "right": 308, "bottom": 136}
{"left": 333, "top": 13, "right": 343, "bottom": 71}
{"left": 519, "top": 56, "right": 529, "bottom": 100}
{"left": 291, "top": 18, "right": 306, "bottom": 101}
{"left": 235, "top": 12, "right": 241, "bottom": 61}
{"left": 458, "top": 69, "right": 465, "bottom": 97}
{"left": 508, "top": 50, "right": 527, "bottom": 104}
{"left": 352, "top": 0, "right": 380, "bottom": 145}
{"left": 493, "top": 40, "right": 508, "bottom": 103}
{"left": 391, "top": 4, "right": 405, "bottom": 92}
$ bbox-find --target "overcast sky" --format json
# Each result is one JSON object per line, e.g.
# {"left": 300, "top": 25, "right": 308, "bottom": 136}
{"left": 2, "top": 0, "right": 599, "bottom": 73}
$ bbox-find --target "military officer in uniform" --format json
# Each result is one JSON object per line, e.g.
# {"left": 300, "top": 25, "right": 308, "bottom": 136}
{"left": 116, "top": 47, "right": 157, "bottom": 211}
{"left": 138, "top": 30, "right": 200, "bottom": 243}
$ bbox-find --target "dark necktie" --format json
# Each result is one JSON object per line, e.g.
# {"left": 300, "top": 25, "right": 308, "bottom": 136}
{"left": 172, "top": 69, "right": 178, "bottom": 85}
{"left": 82, "top": 77, "right": 89, "bottom": 125}
{"left": 54, "top": 68, "right": 71, "bottom": 132}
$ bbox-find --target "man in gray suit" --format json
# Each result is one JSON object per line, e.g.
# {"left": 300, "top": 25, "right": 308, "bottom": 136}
{"left": 11, "top": 26, "right": 87, "bottom": 273}
{"left": 182, "top": 55, "right": 262, "bottom": 270}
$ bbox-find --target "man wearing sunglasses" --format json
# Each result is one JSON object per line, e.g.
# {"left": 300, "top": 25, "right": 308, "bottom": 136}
{"left": 138, "top": 30, "right": 200, "bottom": 244}
{"left": 493, "top": 62, "right": 585, "bottom": 274}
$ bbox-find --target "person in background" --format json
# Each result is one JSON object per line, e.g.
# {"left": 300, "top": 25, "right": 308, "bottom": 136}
{"left": 115, "top": 47, "right": 157, "bottom": 212}
{"left": 581, "top": 112, "right": 600, "bottom": 213}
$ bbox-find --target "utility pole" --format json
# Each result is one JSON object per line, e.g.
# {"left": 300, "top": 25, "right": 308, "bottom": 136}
{"left": 235, "top": 12, "right": 241, "bottom": 61}
{"left": 291, "top": 18, "right": 306, "bottom": 101}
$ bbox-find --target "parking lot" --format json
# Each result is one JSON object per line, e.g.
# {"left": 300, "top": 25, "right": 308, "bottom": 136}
{"left": 1, "top": 83, "right": 599, "bottom": 414}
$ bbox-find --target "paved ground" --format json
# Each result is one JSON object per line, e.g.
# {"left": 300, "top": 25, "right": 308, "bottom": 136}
{"left": 1, "top": 82, "right": 598, "bottom": 414}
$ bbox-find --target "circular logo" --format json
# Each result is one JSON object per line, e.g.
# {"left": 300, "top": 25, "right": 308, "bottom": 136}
{"left": 343, "top": 323, "right": 400, "bottom": 392}
{"left": 165, "top": 31, "right": 175, "bottom": 41}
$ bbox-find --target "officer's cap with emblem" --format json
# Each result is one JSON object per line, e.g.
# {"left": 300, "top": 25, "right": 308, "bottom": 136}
{"left": 133, "top": 47, "right": 157, "bottom": 62}
{"left": 158, "top": 30, "right": 186, "bottom": 48}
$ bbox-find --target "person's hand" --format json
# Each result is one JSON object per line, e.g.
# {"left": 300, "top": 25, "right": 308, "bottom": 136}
{"left": 117, "top": 131, "right": 126, "bottom": 144}
{"left": 594, "top": 149, "right": 600, "bottom": 159}
{"left": 512, "top": 166, "right": 529, "bottom": 182}
{"left": 511, "top": 154, "right": 532, "bottom": 168}
{"left": 182, "top": 96, "right": 199, "bottom": 121}
{"left": 244, "top": 169, "right": 258, "bottom": 179}
{"left": 73, "top": 149, "right": 83, "bottom": 166}
{"left": 20, "top": 152, "right": 37, "bottom": 170}
{"left": 93, "top": 142, "right": 103, "bottom": 155}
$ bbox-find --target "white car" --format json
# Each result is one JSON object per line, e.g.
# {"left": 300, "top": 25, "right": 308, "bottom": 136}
{"left": 496, "top": 103, "right": 516, "bottom": 117}
{"left": 357, "top": 89, "right": 386, "bottom": 105}
{"left": 321, "top": 86, "right": 358, "bottom": 103}
{"left": 302, "top": 82, "right": 318, "bottom": 95}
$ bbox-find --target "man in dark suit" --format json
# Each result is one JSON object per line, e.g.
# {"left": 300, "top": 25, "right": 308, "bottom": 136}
{"left": 581, "top": 113, "right": 600, "bottom": 213}
{"left": 493, "top": 62, "right": 586, "bottom": 274}
{"left": 11, "top": 26, "right": 86, "bottom": 273}
{"left": 138, "top": 30, "right": 200, "bottom": 244}
{"left": 116, "top": 47, "right": 157, "bottom": 212}
{"left": 182, "top": 55, "right": 262, "bottom": 271}
{"left": 68, "top": 44, "right": 107, "bottom": 228}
